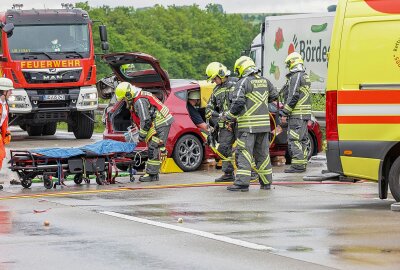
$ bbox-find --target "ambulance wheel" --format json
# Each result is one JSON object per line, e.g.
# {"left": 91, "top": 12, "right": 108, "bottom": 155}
{"left": 21, "top": 178, "right": 32, "bottom": 188}
{"left": 173, "top": 134, "right": 203, "bottom": 172}
{"left": 74, "top": 173, "right": 83, "bottom": 185}
{"left": 96, "top": 173, "right": 106, "bottom": 185}
{"left": 389, "top": 156, "right": 400, "bottom": 202}
{"left": 43, "top": 175, "right": 53, "bottom": 189}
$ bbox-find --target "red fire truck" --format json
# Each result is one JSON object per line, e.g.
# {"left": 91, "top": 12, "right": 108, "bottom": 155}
{"left": 0, "top": 5, "right": 108, "bottom": 138}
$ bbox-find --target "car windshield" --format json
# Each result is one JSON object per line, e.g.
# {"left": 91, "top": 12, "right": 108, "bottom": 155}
{"left": 8, "top": 24, "right": 90, "bottom": 59}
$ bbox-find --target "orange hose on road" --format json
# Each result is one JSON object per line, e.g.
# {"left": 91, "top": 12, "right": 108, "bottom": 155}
{"left": 0, "top": 180, "right": 360, "bottom": 201}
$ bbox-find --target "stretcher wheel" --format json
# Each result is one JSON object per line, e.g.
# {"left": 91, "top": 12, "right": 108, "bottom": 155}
{"left": 21, "top": 179, "right": 32, "bottom": 188}
{"left": 96, "top": 172, "right": 106, "bottom": 185}
{"left": 74, "top": 173, "right": 83, "bottom": 185}
{"left": 43, "top": 175, "right": 53, "bottom": 189}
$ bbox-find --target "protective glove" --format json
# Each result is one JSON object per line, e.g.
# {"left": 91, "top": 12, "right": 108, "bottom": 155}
{"left": 160, "top": 146, "right": 168, "bottom": 162}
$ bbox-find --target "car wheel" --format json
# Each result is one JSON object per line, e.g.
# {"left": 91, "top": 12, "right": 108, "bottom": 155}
{"left": 285, "top": 132, "right": 315, "bottom": 164}
{"left": 173, "top": 134, "right": 204, "bottom": 172}
{"left": 305, "top": 132, "right": 316, "bottom": 160}
{"left": 389, "top": 156, "right": 400, "bottom": 202}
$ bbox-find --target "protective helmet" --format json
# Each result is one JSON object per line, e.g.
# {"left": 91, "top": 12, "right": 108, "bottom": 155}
{"left": 121, "top": 64, "right": 136, "bottom": 74}
{"left": 115, "top": 82, "right": 141, "bottom": 101}
{"left": 188, "top": 91, "right": 200, "bottom": 100}
{"left": 205, "top": 62, "right": 229, "bottom": 82}
{"left": 285, "top": 52, "right": 304, "bottom": 69}
{"left": 234, "top": 56, "right": 256, "bottom": 77}
{"left": 0, "top": 78, "right": 14, "bottom": 91}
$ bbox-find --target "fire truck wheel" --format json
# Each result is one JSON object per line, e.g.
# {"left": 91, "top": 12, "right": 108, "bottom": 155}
{"left": 389, "top": 156, "right": 400, "bottom": 202}
{"left": 26, "top": 125, "right": 44, "bottom": 136}
{"left": 42, "top": 123, "right": 57, "bottom": 136}
{"left": 72, "top": 111, "right": 94, "bottom": 139}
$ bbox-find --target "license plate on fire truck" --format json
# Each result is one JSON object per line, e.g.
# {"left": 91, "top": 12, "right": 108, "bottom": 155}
{"left": 44, "top": 95, "right": 65, "bottom": 101}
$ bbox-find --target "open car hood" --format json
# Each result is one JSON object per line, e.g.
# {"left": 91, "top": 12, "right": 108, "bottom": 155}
{"left": 102, "top": 52, "right": 171, "bottom": 95}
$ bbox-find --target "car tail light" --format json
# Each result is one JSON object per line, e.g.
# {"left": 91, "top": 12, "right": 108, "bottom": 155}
{"left": 326, "top": 90, "right": 338, "bottom": 141}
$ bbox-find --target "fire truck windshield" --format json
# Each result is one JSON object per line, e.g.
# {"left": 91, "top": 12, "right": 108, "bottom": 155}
{"left": 7, "top": 24, "right": 90, "bottom": 60}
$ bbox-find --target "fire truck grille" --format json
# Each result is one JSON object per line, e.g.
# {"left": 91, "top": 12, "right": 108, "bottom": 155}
{"left": 23, "top": 70, "right": 82, "bottom": 84}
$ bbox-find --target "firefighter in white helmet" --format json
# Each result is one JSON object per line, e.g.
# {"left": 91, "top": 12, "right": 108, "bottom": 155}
{"left": 115, "top": 82, "right": 174, "bottom": 182}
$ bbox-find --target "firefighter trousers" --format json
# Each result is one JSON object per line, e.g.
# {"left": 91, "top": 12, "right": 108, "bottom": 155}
{"left": 217, "top": 127, "right": 235, "bottom": 175}
{"left": 235, "top": 131, "right": 272, "bottom": 187}
{"left": 288, "top": 118, "right": 309, "bottom": 169}
{"left": 146, "top": 125, "right": 171, "bottom": 175}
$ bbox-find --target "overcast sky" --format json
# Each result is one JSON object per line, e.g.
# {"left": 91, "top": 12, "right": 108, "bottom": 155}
{"left": 1, "top": 0, "right": 338, "bottom": 13}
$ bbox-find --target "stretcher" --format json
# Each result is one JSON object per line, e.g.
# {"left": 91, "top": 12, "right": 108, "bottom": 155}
{"left": 9, "top": 140, "right": 140, "bottom": 189}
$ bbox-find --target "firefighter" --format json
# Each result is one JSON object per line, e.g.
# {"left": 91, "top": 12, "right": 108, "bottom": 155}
{"left": 225, "top": 56, "right": 278, "bottom": 191}
{"left": 205, "top": 62, "right": 238, "bottom": 182}
{"left": 280, "top": 52, "right": 311, "bottom": 173}
{"left": 115, "top": 82, "right": 174, "bottom": 182}
{"left": 0, "top": 78, "right": 12, "bottom": 189}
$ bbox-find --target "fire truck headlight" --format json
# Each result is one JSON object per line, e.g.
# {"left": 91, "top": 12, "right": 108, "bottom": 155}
{"left": 84, "top": 93, "right": 97, "bottom": 100}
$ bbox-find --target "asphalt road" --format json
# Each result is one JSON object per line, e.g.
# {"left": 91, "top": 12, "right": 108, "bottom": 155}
{"left": 0, "top": 129, "right": 399, "bottom": 270}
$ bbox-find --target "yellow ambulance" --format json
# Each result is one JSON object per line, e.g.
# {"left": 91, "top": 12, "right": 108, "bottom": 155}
{"left": 326, "top": 0, "right": 400, "bottom": 201}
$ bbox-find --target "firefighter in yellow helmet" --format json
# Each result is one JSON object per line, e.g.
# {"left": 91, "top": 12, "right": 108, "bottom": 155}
{"left": 205, "top": 62, "right": 238, "bottom": 182}
{"left": 224, "top": 56, "right": 278, "bottom": 191}
{"left": 280, "top": 52, "right": 311, "bottom": 173}
{"left": 115, "top": 81, "right": 174, "bottom": 182}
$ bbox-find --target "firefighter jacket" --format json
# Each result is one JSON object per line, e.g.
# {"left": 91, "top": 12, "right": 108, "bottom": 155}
{"left": 227, "top": 74, "right": 279, "bottom": 133}
{"left": 130, "top": 91, "right": 174, "bottom": 142}
{"left": 205, "top": 77, "right": 238, "bottom": 128}
{"left": 281, "top": 69, "right": 311, "bottom": 120}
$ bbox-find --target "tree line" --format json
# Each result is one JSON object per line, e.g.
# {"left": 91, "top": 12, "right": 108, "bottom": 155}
{"left": 76, "top": 2, "right": 259, "bottom": 80}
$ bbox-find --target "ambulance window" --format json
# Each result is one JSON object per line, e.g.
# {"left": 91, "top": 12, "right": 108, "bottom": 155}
{"left": 342, "top": 20, "right": 400, "bottom": 88}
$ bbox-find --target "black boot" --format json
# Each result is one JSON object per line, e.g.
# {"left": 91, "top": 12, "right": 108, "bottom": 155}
{"left": 227, "top": 184, "right": 249, "bottom": 192}
{"left": 215, "top": 173, "right": 235, "bottom": 182}
{"left": 284, "top": 167, "right": 306, "bottom": 173}
{"left": 139, "top": 174, "right": 159, "bottom": 182}
{"left": 260, "top": 183, "right": 271, "bottom": 190}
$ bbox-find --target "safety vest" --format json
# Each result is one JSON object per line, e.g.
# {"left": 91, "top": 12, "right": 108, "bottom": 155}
{"left": 281, "top": 70, "right": 311, "bottom": 119}
{"left": 130, "top": 91, "right": 172, "bottom": 129}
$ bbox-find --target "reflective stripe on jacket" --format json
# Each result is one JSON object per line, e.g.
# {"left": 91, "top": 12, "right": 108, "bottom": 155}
{"left": 205, "top": 77, "right": 238, "bottom": 128}
{"left": 228, "top": 74, "right": 279, "bottom": 133}
{"left": 281, "top": 70, "right": 311, "bottom": 120}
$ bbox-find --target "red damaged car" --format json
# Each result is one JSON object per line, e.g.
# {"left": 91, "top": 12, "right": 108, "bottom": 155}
{"left": 97, "top": 52, "right": 323, "bottom": 172}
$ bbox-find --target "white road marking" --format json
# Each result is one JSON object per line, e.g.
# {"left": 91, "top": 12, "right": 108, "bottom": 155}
{"left": 101, "top": 211, "right": 275, "bottom": 252}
